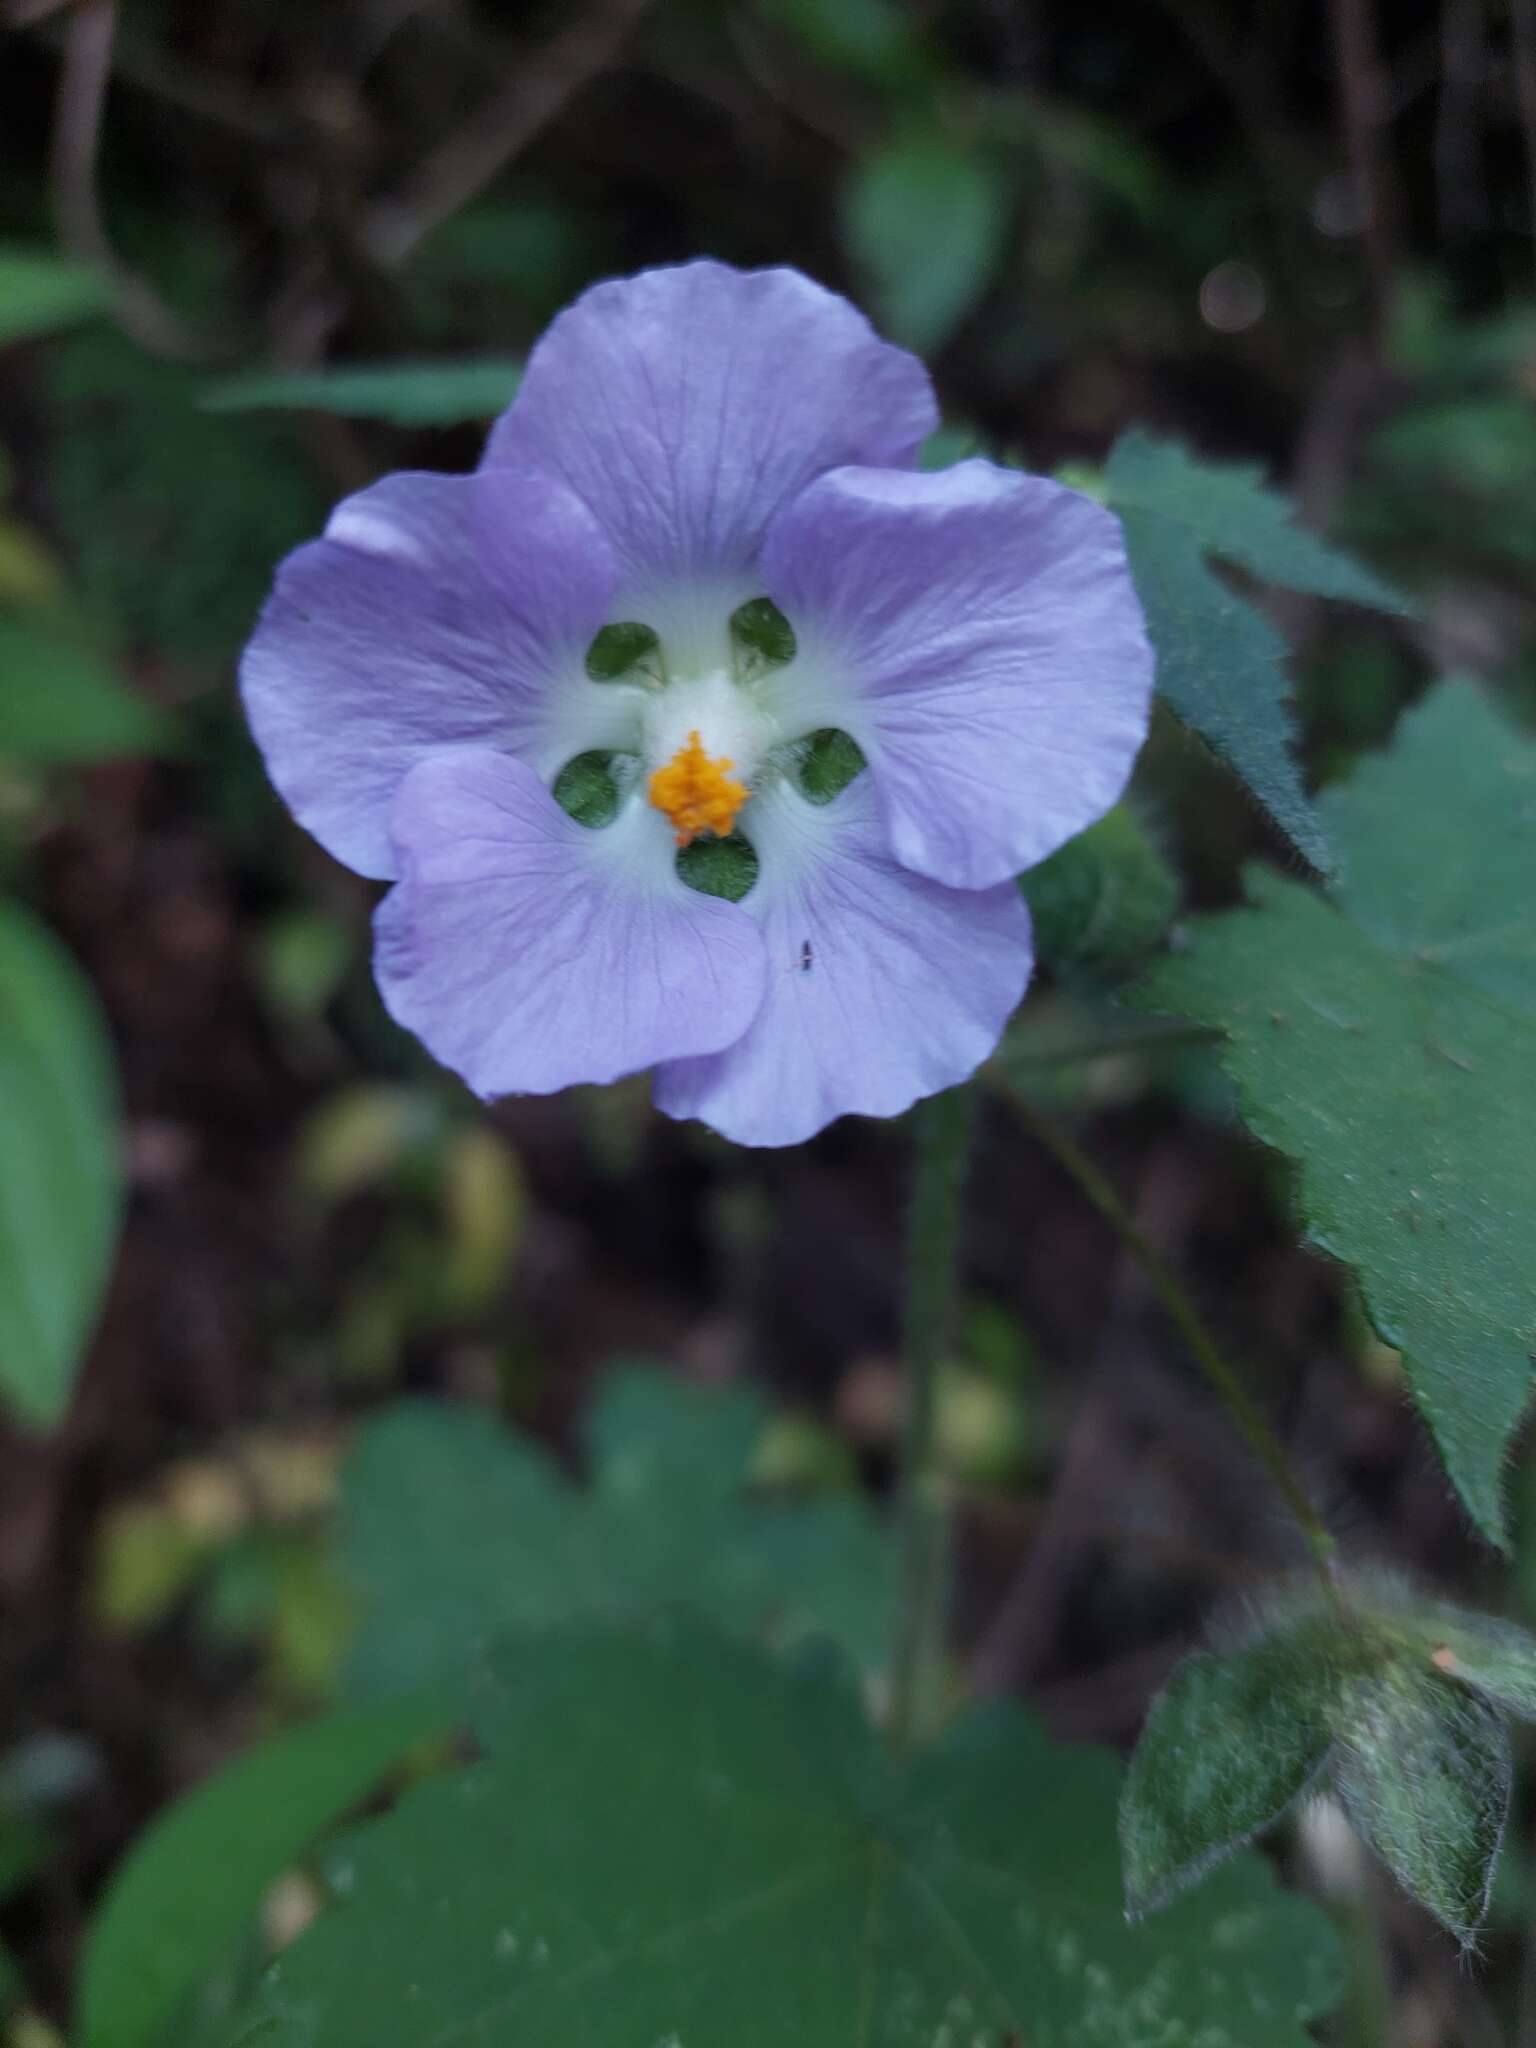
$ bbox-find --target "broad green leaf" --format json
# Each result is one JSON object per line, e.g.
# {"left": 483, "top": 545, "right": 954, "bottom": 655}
{"left": 1392, "top": 1601, "right": 1536, "bottom": 1720}
{"left": 341, "top": 1366, "right": 896, "bottom": 1697}
{"left": 0, "top": 617, "right": 164, "bottom": 762}
{"left": 1121, "top": 1626, "right": 1336, "bottom": 1914}
{"left": 0, "top": 903, "right": 120, "bottom": 1428}
{"left": 77, "top": 1695, "right": 449, "bottom": 2048}
{"left": 1104, "top": 431, "right": 1409, "bottom": 871}
{"left": 1021, "top": 803, "right": 1178, "bottom": 980}
{"left": 1334, "top": 1669, "right": 1509, "bottom": 1948}
{"left": 235, "top": 1619, "right": 1341, "bottom": 2047}
{"left": 0, "top": 245, "right": 108, "bottom": 347}
{"left": 1133, "top": 683, "right": 1536, "bottom": 1545}
{"left": 201, "top": 359, "right": 522, "bottom": 427}
{"left": 844, "top": 138, "right": 1008, "bottom": 354}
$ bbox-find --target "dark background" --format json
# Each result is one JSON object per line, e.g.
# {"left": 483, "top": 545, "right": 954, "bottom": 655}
{"left": 2, "top": 0, "right": 1535, "bottom": 2038}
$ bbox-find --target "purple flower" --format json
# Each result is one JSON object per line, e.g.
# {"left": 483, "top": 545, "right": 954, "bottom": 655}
{"left": 241, "top": 261, "right": 1151, "bottom": 1146}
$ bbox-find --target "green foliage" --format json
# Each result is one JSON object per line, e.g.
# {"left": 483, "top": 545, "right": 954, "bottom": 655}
{"left": 1022, "top": 803, "right": 1178, "bottom": 979}
{"left": 1104, "top": 431, "right": 1409, "bottom": 871}
{"left": 201, "top": 359, "right": 523, "bottom": 427}
{"left": 0, "top": 245, "right": 108, "bottom": 347}
{"left": 339, "top": 1366, "right": 896, "bottom": 1699}
{"left": 843, "top": 136, "right": 1009, "bottom": 354}
{"left": 49, "top": 330, "right": 324, "bottom": 659}
{"left": 1335, "top": 1669, "right": 1509, "bottom": 1949}
{"left": 234, "top": 1618, "right": 1341, "bottom": 2047}
{"left": 0, "top": 616, "right": 165, "bottom": 762}
{"left": 77, "top": 1695, "right": 449, "bottom": 2048}
{"left": 1134, "top": 683, "right": 1536, "bottom": 1545}
{"left": 1121, "top": 1622, "right": 1336, "bottom": 1916}
{"left": 0, "top": 901, "right": 120, "bottom": 1429}
{"left": 1123, "top": 1579, "right": 1536, "bottom": 1943}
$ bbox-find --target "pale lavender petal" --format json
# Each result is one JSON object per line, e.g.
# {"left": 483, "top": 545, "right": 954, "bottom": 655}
{"left": 484, "top": 260, "right": 937, "bottom": 600}
{"left": 761, "top": 461, "right": 1153, "bottom": 891}
{"left": 375, "top": 750, "right": 767, "bottom": 1098}
{"left": 242, "top": 467, "right": 636, "bottom": 879}
{"left": 653, "top": 778, "right": 1031, "bottom": 1147}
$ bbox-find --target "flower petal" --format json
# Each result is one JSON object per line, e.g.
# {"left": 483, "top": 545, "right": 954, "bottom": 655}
{"left": 761, "top": 460, "right": 1153, "bottom": 890}
{"left": 484, "top": 260, "right": 937, "bottom": 606}
{"left": 242, "top": 467, "right": 635, "bottom": 879}
{"left": 375, "top": 751, "right": 768, "bottom": 1098}
{"left": 652, "top": 778, "right": 1031, "bottom": 1146}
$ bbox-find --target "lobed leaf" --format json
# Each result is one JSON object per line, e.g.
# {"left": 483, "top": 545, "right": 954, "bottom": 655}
{"left": 0, "top": 902, "right": 121, "bottom": 1429}
{"left": 340, "top": 1365, "right": 897, "bottom": 1698}
{"left": 1104, "top": 431, "right": 1409, "bottom": 871}
{"left": 234, "top": 1618, "right": 1342, "bottom": 2048}
{"left": 1133, "top": 683, "right": 1536, "bottom": 1545}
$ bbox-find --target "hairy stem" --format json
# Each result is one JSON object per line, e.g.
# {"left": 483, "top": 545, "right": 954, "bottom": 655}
{"left": 1009, "top": 1092, "right": 1340, "bottom": 1589}
{"left": 889, "top": 1086, "right": 974, "bottom": 1750}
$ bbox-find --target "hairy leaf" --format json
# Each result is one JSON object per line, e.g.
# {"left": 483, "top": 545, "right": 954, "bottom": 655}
{"left": 1334, "top": 1669, "right": 1510, "bottom": 1948}
{"left": 235, "top": 1619, "right": 1341, "bottom": 2047}
{"left": 340, "top": 1366, "right": 896, "bottom": 1697}
{"left": 1134, "top": 683, "right": 1536, "bottom": 1544}
{"left": 1121, "top": 1625, "right": 1336, "bottom": 1914}
{"left": 0, "top": 903, "right": 121, "bottom": 1428}
{"left": 78, "top": 1695, "right": 449, "bottom": 2048}
{"left": 1105, "top": 431, "right": 1409, "bottom": 870}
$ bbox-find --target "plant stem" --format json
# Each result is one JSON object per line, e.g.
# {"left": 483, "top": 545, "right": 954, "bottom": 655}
{"left": 889, "top": 1085, "right": 974, "bottom": 1750}
{"left": 1008, "top": 1092, "right": 1340, "bottom": 1588}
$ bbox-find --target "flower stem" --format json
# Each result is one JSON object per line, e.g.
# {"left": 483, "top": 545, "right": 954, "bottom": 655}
{"left": 890, "top": 1085, "right": 974, "bottom": 1751}
{"left": 1009, "top": 1092, "right": 1340, "bottom": 1589}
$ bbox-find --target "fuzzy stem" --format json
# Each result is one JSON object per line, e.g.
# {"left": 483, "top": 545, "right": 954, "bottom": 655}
{"left": 889, "top": 1086, "right": 974, "bottom": 1750}
{"left": 1010, "top": 1093, "right": 1340, "bottom": 1590}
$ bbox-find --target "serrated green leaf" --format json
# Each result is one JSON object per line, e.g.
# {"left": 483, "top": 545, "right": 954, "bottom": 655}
{"left": 1334, "top": 1669, "right": 1510, "bottom": 1948}
{"left": 0, "top": 617, "right": 165, "bottom": 763}
{"left": 201, "top": 358, "right": 522, "bottom": 426}
{"left": 340, "top": 1367, "right": 896, "bottom": 1697}
{"left": 0, "top": 245, "right": 108, "bottom": 348}
{"left": 1133, "top": 683, "right": 1536, "bottom": 1545}
{"left": 77, "top": 1694, "right": 450, "bottom": 2048}
{"left": 0, "top": 902, "right": 121, "bottom": 1429}
{"left": 235, "top": 1619, "right": 1341, "bottom": 2048}
{"left": 1105, "top": 431, "right": 1408, "bottom": 870}
{"left": 1121, "top": 1628, "right": 1336, "bottom": 1915}
{"left": 844, "top": 138, "right": 1008, "bottom": 354}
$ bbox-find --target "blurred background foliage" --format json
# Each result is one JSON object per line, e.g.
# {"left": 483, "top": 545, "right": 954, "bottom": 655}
{"left": 1, "top": 0, "right": 1535, "bottom": 2040}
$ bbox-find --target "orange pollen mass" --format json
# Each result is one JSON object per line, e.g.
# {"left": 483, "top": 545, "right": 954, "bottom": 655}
{"left": 647, "top": 729, "right": 750, "bottom": 846}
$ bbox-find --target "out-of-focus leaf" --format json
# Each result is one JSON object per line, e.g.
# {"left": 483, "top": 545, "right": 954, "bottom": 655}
{"left": 0, "top": 246, "right": 107, "bottom": 347}
{"left": 234, "top": 1619, "right": 1342, "bottom": 2048}
{"left": 341, "top": 1365, "right": 896, "bottom": 1697}
{"left": 1105, "top": 431, "right": 1410, "bottom": 871}
{"left": 201, "top": 359, "right": 522, "bottom": 427}
{"left": 756, "top": 0, "right": 923, "bottom": 81}
{"left": 1336, "top": 1669, "right": 1509, "bottom": 1948}
{"left": 0, "top": 902, "right": 120, "bottom": 1429}
{"left": 1021, "top": 802, "right": 1178, "bottom": 979}
{"left": 77, "top": 1696, "right": 450, "bottom": 2048}
{"left": 0, "top": 617, "right": 164, "bottom": 763}
{"left": 1133, "top": 684, "right": 1536, "bottom": 1544}
{"left": 844, "top": 137, "right": 1009, "bottom": 353}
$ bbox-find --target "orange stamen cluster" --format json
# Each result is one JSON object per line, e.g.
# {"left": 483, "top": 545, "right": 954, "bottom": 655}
{"left": 647, "top": 729, "right": 749, "bottom": 846}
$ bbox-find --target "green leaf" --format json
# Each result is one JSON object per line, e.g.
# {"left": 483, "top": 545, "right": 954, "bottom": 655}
{"left": 0, "top": 245, "right": 108, "bottom": 348}
{"left": 235, "top": 1619, "right": 1341, "bottom": 2047}
{"left": 340, "top": 1367, "right": 896, "bottom": 1698}
{"left": 844, "top": 138, "right": 1008, "bottom": 354}
{"left": 1393, "top": 1601, "right": 1536, "bottom": 1720}
{"left": 200, "top": 359, "right": 522, "bottom": 427}
{"left": 77, "top": 1695, "right": 450, "bottom": 2048}
{"left": 0, "top": 617, "right": 164, "bottom": 763}
{"left": 1133, "top": 683, "right": 1536, "bottom": 1545}
{"left": 1121, "top": 1627, "right": 1336, "bottom": 1914}
{"left": 1104, "top": 431, "right": 1409, "bottom": 871}
{"left": 1021, "top": 803, "right": 1178, "bottom": 980}
{"left": 0, "top": 902, "right": 121, "bottom": 1429}
{"left": 1334, "top": 1668, "right": 1510, "bottom": 1948}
